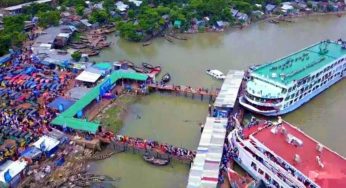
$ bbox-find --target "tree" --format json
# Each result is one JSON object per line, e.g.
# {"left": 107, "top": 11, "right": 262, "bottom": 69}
{"left": 22, "top": 3, "right": 53, "bottom": 16}
{"left": 0, "top": 15, "right": 27, "bottom": 55}
{"left": 76, "top": 5, "right": 85, "bottom": 16}
{"left": 307, "top": 1, "right": 313, "bottom": 9}
{"left": 128, "top": 10, "right": 135, "bottom": 19}
{"left": 117, "top": 22, "right": 143, "bottom": 41}
{"left": 233, "top": 1, "right": 253, "bottom": 14}
{"left": 103, "top": 0, "right": 115, "bottom": 13}
{"left": 3, "top": 15, "right": 26, "bottom": 33}
{"left": 89, "top": 10, "right": 109, "bottom": 24}
{"left": 37, "top": 11, "right": 60, "bottom": 28}
{"left": 61, "top": 0, "right": 85, "bottom": 7}
{"left": 71, "top": 51, "right": 82, "bottom": 62}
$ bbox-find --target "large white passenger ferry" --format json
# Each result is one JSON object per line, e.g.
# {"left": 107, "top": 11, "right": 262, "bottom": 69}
{"left": 228, "top": 118, "right": 346, "bottom": 188}
{"left": 240, "top": 40, "right": 346, "bottom": 116}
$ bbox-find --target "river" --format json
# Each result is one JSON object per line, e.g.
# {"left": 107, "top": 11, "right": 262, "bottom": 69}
{"left": 90, "top": 15, "right": 346, "bottom": 188}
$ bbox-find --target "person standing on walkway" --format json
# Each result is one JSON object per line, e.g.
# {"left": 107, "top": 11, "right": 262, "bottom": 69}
{"left": 200, "top": 123, "right": 205, "bottom": 133}
{"left": 208, "top": 104, "right": 212, "bottom": 116}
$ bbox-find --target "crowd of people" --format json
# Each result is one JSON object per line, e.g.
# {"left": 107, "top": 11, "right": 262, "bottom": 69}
{"left": 0, "top": 49, "right": 76, "bottom": 147}
{"left": 115, "top": 135, "right": 196, "bottom": 161}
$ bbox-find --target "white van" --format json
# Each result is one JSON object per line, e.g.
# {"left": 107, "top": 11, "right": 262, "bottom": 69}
{"left": 206, "top": 69, "right": 225, "bottom": 80}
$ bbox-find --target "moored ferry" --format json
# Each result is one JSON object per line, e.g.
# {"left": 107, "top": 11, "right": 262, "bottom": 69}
{"left": 240, "top": 40, "right": 346, "bottom": 116}
{"left": 228, "top": 118, "right": 346, "bottom": 188}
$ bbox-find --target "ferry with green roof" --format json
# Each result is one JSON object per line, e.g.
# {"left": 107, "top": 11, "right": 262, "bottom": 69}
{"left": 240, "top": 40, "right": 346, "bottom": 116}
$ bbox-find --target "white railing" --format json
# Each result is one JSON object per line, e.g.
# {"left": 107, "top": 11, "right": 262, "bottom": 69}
{"left": 233, "top": 131, "right": 307, "bottom": 188}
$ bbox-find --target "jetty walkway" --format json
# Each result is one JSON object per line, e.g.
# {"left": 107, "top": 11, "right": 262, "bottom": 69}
{"left": 187, "top": 70, "right": 245, "bottom": 187}
{"left": 148, "top": 84, "right": 219, "bottom": 102}
{"left": 93, "top": 134, "right": 196, "bottom": 164}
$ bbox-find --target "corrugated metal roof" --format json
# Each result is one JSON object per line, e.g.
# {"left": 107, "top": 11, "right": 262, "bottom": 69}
{"left": 214, "top": 70, "right": 244, "bottom": 108}
{"left": 187, "top": 117, "right": 227, "bottom": 188}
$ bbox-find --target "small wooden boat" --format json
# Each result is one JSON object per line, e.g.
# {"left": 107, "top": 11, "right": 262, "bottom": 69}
{"left": 148, "top": 66, "right": 161, "bottom": 78}
{"left": 142, "top": 42, "right": 152, "bottom": 47}
{"left": 169, "top": 34, "right": 188, "bottom": 41}
{"left": 160, "top": 73, "right": 171, "bottom": 84}
{"left": 119, "top": 60, "right": 134, "bottom": 68}
{"left": 142, "top": 62, "right": 154, "bottom": 69}
{"left": 132, "top": 66, "right": 148, "bottom": 73}
{"left": 164, "top": 35, "right": 174, "bottom": 43}
{"left": 71, "top": 43, "right": 87, "bottom": 49}
{"left": 268, "top": 20, "right": 279, "bottom": 24}
{"left": 78, "top": 49, "right": 100, "bottom": 56}
{"left": 143, "top": 154, "right": 170, "bottom": 166}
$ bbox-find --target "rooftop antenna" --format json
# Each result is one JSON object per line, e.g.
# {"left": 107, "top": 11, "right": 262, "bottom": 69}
{"left": 319, "top": 41, "right": 329, "bottom": 55}
{"left": 316, "top": 156, "right": 324, "bottom": 168}
{"left": 294, "top": 154, "right": 301, "bottom": 163}
{"left": 316, "top": 144, "right": 323, "bottom": 153}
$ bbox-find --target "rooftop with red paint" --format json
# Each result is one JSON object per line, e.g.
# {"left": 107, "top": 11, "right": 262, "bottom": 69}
{"left": 249, "top": 121, "right": 346, "bottom": 188}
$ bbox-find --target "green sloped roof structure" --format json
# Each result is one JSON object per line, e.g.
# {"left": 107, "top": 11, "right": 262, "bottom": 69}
{"left": 51, "top": 70, "right": 149, "bottom": 133}
{"left": 51, "top": 117, "right": 100, "bottom": 133}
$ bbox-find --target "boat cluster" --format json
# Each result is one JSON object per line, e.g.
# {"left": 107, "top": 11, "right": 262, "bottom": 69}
{"left": 116, "top": 61, "right": 171, "bottom": 84}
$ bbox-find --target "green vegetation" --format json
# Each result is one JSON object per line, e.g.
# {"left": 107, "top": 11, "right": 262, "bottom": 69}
{"left": 71, "top": 51, "right": 82, "bottom": 61}
{"left": 37, "top": 11, "right": 60, "bottom": 28}
{"left": 59, "top": 0, "right": 86, "bottom": 7}
{"left": 0, "top": 15, "right": 27, "bottom": 56}
{"left": 71, "top": 32, "right": 82, "bottom": 42}
{"left": 90, "top": 10, "right": 110, "bottom": 24}
{"left": 0, "top": 1, "right": 61, "bottom": 56}
{"left": 98, "top": 95, "right": 139, "bottom": 133}
{"left": 22, "top": 2, "right": 53, "bottom": 16}
{"left": 115, "top": 0, "right": 272, "bottom": 41}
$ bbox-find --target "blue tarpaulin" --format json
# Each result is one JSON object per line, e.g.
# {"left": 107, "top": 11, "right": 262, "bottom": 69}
{"left": 4, "top": 170, "right": 11, "bottom": 183}
{"left": 25, "top": 67, "right": 35, "bottom": 74}
{"left": 55, "top": 156, "right": 65, "bottom": 166}
{"left": 20, "top": 147, "right": 42, "bottom": 160}
{"left": 213, "top": 109, "right": 229, "bottom": 118}
{"left": 47, "top": 96, "right": 75, "bottom": 112}
{"left": 0, "top": 54, "right": 11, "bottom": 65}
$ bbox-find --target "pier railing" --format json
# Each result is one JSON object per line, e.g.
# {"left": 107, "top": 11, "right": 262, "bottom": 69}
{"left": 148, "top": 84, "right": 219, "bottom": 102}
{"left": 109, "top": 139, "right": 195, "bottom": 165}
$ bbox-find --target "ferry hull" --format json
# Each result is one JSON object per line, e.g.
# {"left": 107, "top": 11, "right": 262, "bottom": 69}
{"left": 240, "top": 74, "right": 345, "bottom": 116}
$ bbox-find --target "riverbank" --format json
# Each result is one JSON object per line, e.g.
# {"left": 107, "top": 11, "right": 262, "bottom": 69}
{"left": 138, "top": 10, "right": 346, "bottom": 43}
{"left": 95, "top": 94, "right": 140, "bottom": 133}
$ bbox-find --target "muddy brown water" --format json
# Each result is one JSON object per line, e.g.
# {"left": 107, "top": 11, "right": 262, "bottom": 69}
{"left": 90, "top": 15, "right": 346, "bottom": 188}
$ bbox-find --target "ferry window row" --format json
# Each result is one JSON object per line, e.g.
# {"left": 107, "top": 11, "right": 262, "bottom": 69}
{"left": 284, "top": 72, "right": 342, "bottom": 107}
{"left": 251, "top": 162, "right": 281, "bottom": 188}
{"left": 287, "top": 70, "right": 339, "bottom": 96}
{"left": 287, "top": 59, "right": 345, "bottom": 93}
